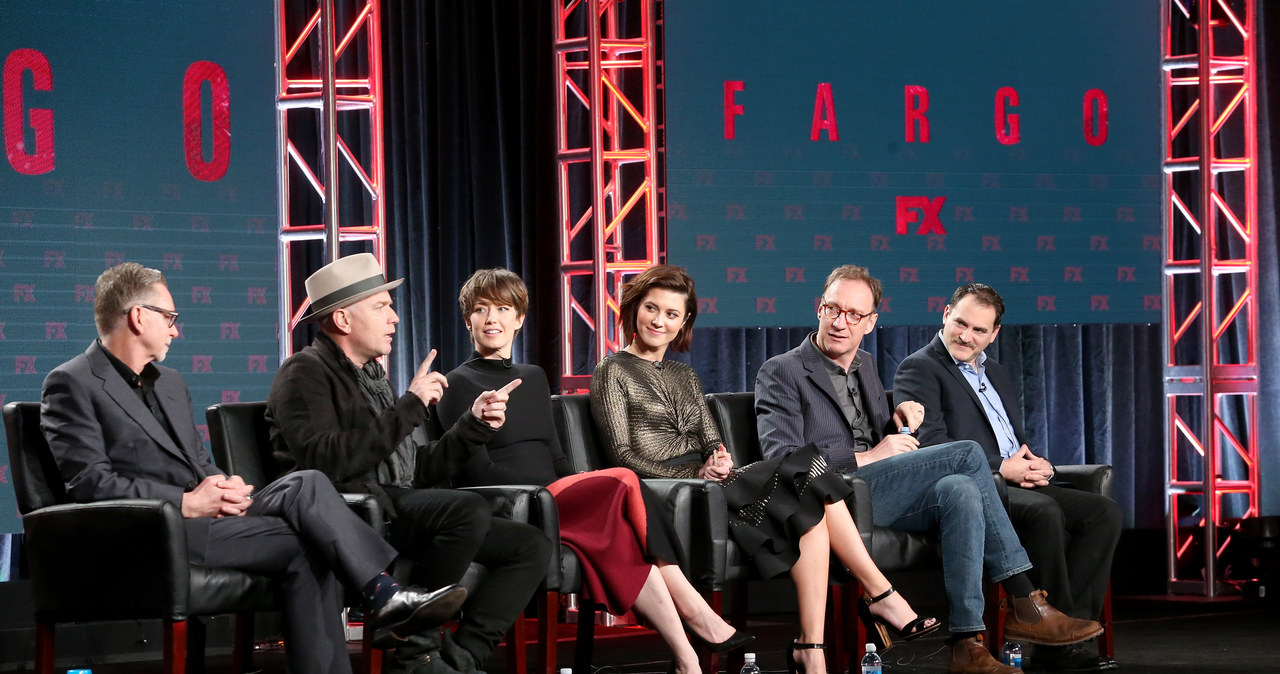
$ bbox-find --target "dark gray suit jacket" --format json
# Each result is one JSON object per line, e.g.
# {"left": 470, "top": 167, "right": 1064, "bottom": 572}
{"left": 41, "top": 342, "right": 220, "bottom": 557}
{"left": 892, "top": 333, "right": 1028, "bottom": 471}
{"left": 755, "top": 334, "right": 897, "bottom": 472}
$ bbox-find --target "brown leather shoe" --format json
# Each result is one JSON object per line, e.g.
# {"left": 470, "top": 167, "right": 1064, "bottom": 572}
{"left": 1003, "top": 590, "right": 1104, "bottom": 646}
{"left": 948, "top": 635, "right": 1022, "bottom": 673}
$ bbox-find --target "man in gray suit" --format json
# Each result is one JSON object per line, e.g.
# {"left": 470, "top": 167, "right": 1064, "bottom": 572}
{"left": 755, "top": 265, "right": 1100, "bottom": 674}
{"left": 40, "top": 262, "right": 466, "bottom": 674}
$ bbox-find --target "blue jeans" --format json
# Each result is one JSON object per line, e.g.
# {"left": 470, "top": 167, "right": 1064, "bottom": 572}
{"left": 852, "top": 441, "right": 1032, "bottom": 633}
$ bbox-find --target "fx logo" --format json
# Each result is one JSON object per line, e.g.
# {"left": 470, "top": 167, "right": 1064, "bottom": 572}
{"left": 12, "top": 210, "right": 35, "bottom": 227}
{"left": 102, "top": 181, "right": 124, "bottom": 198}
{"left": 1037, "top": 296, "right": 1057, "bottom": 311}
{"left": 43, "top": 250, "right": 65, "bottom": 268}
{"left": 783, "top": 205, "right": 805, "bottom": 220}
{"left": 870, "top": 235, "right": 890, "bottom": 251}
{"left": 75, "top": 284, "right": 95, "bottom": 302}
{"left": 74, "top": 212, "right": 94, "bottom": 229}
{"left": 725, "top": 204, "right": 746, "bottom": 220}
{"left": 899, "top": 267, "right": 919, "bottom": 283}
{"left": 926, "top": 235, "right": 947, "bottom": 251}
{"left": 981, "top": 174, "right": 1001, "bottom": 189}
{"left": 1009, "top": 206, "right": 1028, "bottom": 222}
{"left": 248, "top": 355, "right": 269, "bottom": 373}
{"left": 43, "top": 179, "right": 64, "bottom": 196}
{"left": 812, "top": 171, "right": 832, "bottom": 187}
{"left": 192, "top": 356, "right": 213, "bottom": 373}
{"left": 45, "top": 322, "right": 67, "bottom": 340}
{"left": 1064, "top": 267, "right": 1083, "bottom": 282}
{"left": 1117, "top": 267, "right": 1135, "bottom": 282}
{"left": 221, "top": 390, "right": 241, "bottom": 403}
{"left": 842, "top": 204, "right": 863, "bottom": 221}
{"left": 754, "top": 171, "right": 774, "bottom": 186}
{"left": 982, "top": 236, "right": 1001, "bottom": 251}
{"left": 895, "top": 196, "right": 947, "bottom": 235}
{"left": 1010, "top": 267, "right": 1030, "bottom": 282}
{"left": 954, "top": 206, "right": 974, "bottom": 222}
{"left": 785, "top": 267, "right": 806, "bottom": 283}
{"left": 192, "top": 286, "right": 213, "bottom": 304}
{"left": 133, "top": 214, "right": 153, "bottom": 230}
{"left": 246, "top": 217, "right": 267, "bottom": 233}
{"left": 955, "top": 267, "right": 974, "bottom": 282}
{"left": 161, "top": 183, "right": 182, "bottom": 200}
{"left": 1063, "top": 207, "right": 1082, "bottom": 222}
{"left": 163, "top": 252, "right": 183, "bottom": 270}
{"left": 696, "top": 170, "right": 716, "bottom": 185}
{"left": 219, "top": 254, "right": 240, "bottom": 271}
{"left": 755, "top": 297, "right": 776, "bottom": 314}
{"left": 1115, "top": 207, "right": 1135, "bottom": 222}
{"left": 1090, "top": 236, "right": 1109, "bottom": 250}
{"left": 669, "top": 203, "right": 687, "bottom": 220}
{"left": 870, "top": 172, "right": 890, "bottom": 188}
{"left": 218, "top": 185, "right": 238, "bottom": 202}
{"left": 1036, "top": 236, "right": 1056, "bottom": 251}
{"left": 1090, "top": 175, "right": 1109, "bottom": 189}
{"left": 726, "top": 268, "right": 748, "bottom": 283}
{"left": 104, "top": 251, "right": 125, "bottom": 267}
{"left": 15, "top": 356, "right": 37, "bottom": 374}
{"left": 698, "top": 298, "right": 718, "bottom": 314}
{"left": 755, "top": 235, "right": 776, "bottom": 250}
{"left": 927, "top": 297, "right": 948, "bottom": 312}
{"left": 1143, "top": 295, "right": 1161, "bottom": 310}
{"left": 813, "top": 235, "right": 833, "bottom": 251}
{"left": 696, "top": 234, "right": 717, "bottom": 250}
{"left": 926, "top": 173, "right": 946, "bottom": 188}
{"left": 1090, "top": 295, "right": 1110, "bottom": 311}
{"left": 878, "top": 296, "right": 891, "bottom": 312}
{"left": 1036, "top": 174, "right": 1057, "bottom": 189}
{"left": 247, "top": 287, "right": 268, "bottom": 305}
{"left": 220, "top": 323, "right": 241, "bottom": 340}
{"left": 1143, "top": 236, "right": 1161, "bottom": 251}
{"left": 197, "top": 426, "right": 210, "bottom": 443}
{"left": 190, "top": 216, "right": 210, "bottom": 232}
{"left": 13, "top": 284, "right": 35, "bottom": 302}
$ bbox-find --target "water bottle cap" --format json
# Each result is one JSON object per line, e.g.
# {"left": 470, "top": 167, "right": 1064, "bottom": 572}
{"left": 744, "top": 652, "right": 756, "bottom": 662}
{"left": 560, "top": 669, "right": 573, "bottom": 674}
{"left": 865, "top": 643, "right": 877, "bottom": 653}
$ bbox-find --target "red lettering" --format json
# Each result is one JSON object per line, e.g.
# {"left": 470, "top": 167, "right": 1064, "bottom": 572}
{"left": 183, "top": 61, "right": 230, "bottom": 181}
{"left": 994, "top": 86, "right": 1020, "bottom": 145}
{"left": 3, "top": 49, "right": 55, "bottom": 175}
{"left": 809, "top": 83, "right": 838, "bottom": 141}
{"left": 723, "top": 80, "right": 745, "bottom": 139}
{"left": 1083, "top": 89, "right": 1108, "bottom": 146}
{"left": 904, "top": 85, "right": 930, "bottom": 143}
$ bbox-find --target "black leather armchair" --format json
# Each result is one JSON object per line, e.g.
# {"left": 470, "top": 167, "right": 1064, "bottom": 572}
{"left": 205, "top": 401, "right": 566, "bottom": 674}
{"left": 6, "top": 400, "right": 277, "bottom": 674}
{"left": 550, "top": 393, "right": 728, "bottom": 674}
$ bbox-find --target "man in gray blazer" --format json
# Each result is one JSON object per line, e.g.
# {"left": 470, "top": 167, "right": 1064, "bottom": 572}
{"left": 893, "top": 283, "right": 1120, "bottom": 672}
{"left": 40, "top": 262, "right": 466, "bottom": 674}
{"left": 755, "top": 265, "right": 1101, "bottom": 674}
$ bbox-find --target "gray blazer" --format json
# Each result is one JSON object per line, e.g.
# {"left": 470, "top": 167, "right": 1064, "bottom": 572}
{"left": 754, "top": 334, "right": 897, "bottom": 473}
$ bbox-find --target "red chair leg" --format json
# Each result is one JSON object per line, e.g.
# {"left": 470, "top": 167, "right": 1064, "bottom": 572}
{"left": 506, "top": 611, "right": 528, "bottom": 674}
{"left": 35, "top": 622, "right": 55, "bottom": 674}
{"left": 165, "top": 619, "right": 188, "bottom": 674}
{"left": 231, "top": 613, "right": 254, "bottom": 674}
{"left": 850, "top": 582, "right": 869, "bottom": 667}
{"left": 536, "top": 591, "right": 560, "bottom": 674}
{"left": 362, "top": 624, "right": 384, "bottom": 674}
{"left": 1098, "top": 583, "right": 1115, "bottom": 658}
{"left": 726, "top": 583, "right": 747, "bottom": 674}
{"left": 984, "top": 583, "right": 1006, "bottom": 656}
{"left": 827, "top": 585, "right": 846, "bottom": 674}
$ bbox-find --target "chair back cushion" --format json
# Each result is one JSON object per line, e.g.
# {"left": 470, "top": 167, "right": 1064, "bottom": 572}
{"left": 4, "top": 401, "right": 67, "bottom": 514}
{"left": 550, "top": 393, "right": 611, "bottom": 473}
{"left": 704, "top": 392, "right": 763, "bottom": 467}
{"left": 205, "top": 401, "right": 275, "bottom": 487}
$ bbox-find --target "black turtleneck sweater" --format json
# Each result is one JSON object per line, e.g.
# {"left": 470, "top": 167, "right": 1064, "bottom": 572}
{"left": 436, "top": 352, "right": 571, "bottom": 487}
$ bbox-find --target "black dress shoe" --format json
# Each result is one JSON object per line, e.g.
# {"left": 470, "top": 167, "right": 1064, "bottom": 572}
{"left": 1030, "top": 643, "right": 1117, "bottom": 672}
{"left": 368, "top": 584, "right": 468, "bottom": 648}
{"left": 689, "top": 629, "right": 755, "bottom": 654}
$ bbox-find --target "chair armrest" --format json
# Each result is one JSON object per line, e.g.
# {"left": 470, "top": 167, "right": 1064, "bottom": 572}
{"left": 643, "top": 478, "right": 728, "bottom": 592}
{"left": 342, "top": 492, "right": 385, "bottom": 536}
{"left": 459, "top": 485, "right": 563, "bottom": 590}
{"left": 992, "top": 470, "right": 1010, "bottom": 508}
{"left": 1053, "top": 464, "right": 1113, "bottom": 498}
{"left": 22, "top": 499, "right": 191, "bottom": 621}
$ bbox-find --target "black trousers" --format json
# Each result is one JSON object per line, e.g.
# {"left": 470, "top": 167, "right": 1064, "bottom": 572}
{"left": 385, "top": 487, "right": 551, "bottom": 663}
{"left": 1008, "top": 484, "right": 1122, "bottom": 621}
{"left": 203, "top": 470, "right": 398, "bottom": 674}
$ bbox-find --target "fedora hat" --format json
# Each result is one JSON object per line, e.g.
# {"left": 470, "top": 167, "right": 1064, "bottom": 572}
{"left": 299, "top": 253, "right": 403, "bottom": 322}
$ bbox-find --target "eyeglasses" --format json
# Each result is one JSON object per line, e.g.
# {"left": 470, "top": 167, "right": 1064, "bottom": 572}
{"left": 819, "top": 303, "right": 875, "bottom": 326}
{"left": 130, "top": 304, "right": 180, "bottom": 328}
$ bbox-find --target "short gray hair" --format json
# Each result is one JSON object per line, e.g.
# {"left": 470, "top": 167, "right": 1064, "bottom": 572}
{"left": 94, "top": 263, "right": 167, "bottom": 336}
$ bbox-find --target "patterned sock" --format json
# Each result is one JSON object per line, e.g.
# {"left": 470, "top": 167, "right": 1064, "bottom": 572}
{"left": 362, "top": 572, "right": 400, "bottom": 610}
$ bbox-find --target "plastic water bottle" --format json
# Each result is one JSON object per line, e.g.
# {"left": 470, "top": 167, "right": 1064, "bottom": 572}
{"left": 1001, "top": 641, "right": 1022, "bottom": 668}
{"left": 861, "top": 643, "right": 882, "bottom": 674}
{"left": 740, "top": 652, "right": 761, "bottom": 674}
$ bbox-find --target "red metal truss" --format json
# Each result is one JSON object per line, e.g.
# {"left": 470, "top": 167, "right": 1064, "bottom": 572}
{"left": 275, "top": 0, "right": 386, "bottom": 360}
{"left": 1161, "top": 0, "right": 1259, "bottom": 597}
{"left": 554, "top": 0, "right": 664, "bottom": 390}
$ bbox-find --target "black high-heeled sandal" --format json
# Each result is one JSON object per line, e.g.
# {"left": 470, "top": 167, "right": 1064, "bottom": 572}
{"left": 858, "top": 586, "right": 942, "bottom": 652}
{"left": 785, "top": 640, "right": 825, "bottom": 674}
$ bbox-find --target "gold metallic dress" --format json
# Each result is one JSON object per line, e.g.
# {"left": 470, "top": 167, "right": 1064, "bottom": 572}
{"left": 590, "top": 351, "right": 853, "bottom": 578}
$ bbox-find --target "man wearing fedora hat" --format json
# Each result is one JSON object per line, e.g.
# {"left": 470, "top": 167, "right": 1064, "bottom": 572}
{"left": 41, "top": 262, "right": 469, "bottom": 674}
{"left": 267, "top": 253, "right": 551, "bottom": 674}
